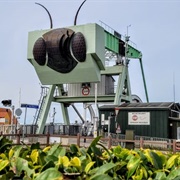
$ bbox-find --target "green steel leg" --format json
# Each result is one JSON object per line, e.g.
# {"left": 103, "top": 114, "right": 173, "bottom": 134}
{"left": 139, "top": 58, "right": 149, "bottom": 102}
{"left": 36, "top": 85, "right": 56, "bottom": 134}
{"left": 114, "top": 66, "right": 126, "bottom": 105}
{"left": 57, "top": 84, "right": 70, "bottom": 125}
{"left": 114, "top": 65, "right": 132, "bottom": 105}
{"left": 61, "top": 103, "right": 70, "bottom": 125}
{"left": 126, "top": 71, "right": 132, "bottom": 102}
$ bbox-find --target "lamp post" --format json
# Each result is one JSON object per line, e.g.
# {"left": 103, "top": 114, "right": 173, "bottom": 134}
{"left": 11, "top": 105, "right": 15, "bottom": 138}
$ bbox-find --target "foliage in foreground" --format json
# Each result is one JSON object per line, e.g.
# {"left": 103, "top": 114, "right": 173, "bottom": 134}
{"left": 0, "top": 136, "right": 180, "bottom": 179}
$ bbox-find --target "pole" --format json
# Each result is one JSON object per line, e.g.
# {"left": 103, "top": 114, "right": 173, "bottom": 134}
{"left": 108, "top": 116, "right": 111, "bottom": 136}
{"left": 10, "top": 105, "right": 15, "bottom": 140}
{"left": 93, "top": 83, "right": 98, "bottom": 137}
{"left": 23, "top": 106, "right": 27, "bottom": 141}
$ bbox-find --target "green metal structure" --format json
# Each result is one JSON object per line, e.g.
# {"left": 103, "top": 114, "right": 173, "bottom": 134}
{"left": 27, "top": 22, "right": 148, "bottom": 134}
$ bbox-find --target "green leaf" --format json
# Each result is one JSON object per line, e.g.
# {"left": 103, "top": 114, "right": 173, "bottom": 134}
{"left": 70, "top": 144, "right": 80, "bottom": 155}
{"left": 167, "top": 168, "right": 180, "bottom": 179}
{"left": 87, "top": 136, "right": 102, "bottom": 154}
{"left": 70, "top": 157, "right": 81, "bottom": 167}
{"left": 9, "top": 148, "right": 14, "bottom": 159}
{"left": 0, "top": 174, "right": 7, "bottom": 180}
{"left": 30, "top": 149, "right": 39, "bottom": 164}
{"left": 38, "top": 151, "right": 46, "bottom": 166}
{"left": 47, "top": 144, "right": 60, "bottom": 156}
{"left": 127, "top": 156, "right": 141, "bottom": 179}
{"left": 85, "top": 161, "right": 95, "bottom": 173}
{"left": 154, "top": 172, "right": 167, "bottom": 180}
{"left": 47, "top": 144, "right": 65, "bottom": 158}
{"left": 45, "top": 155, "right": 58, "bottom": 163}
{"left": 92, "top": 162, "right": 116, "bottom": 176}
{"left": 166, "top": 154, "right": 179, "bottom": 169}
{"left": 31, "top": 142, "right": 41, "bottom": 150}
{"left": 150, "top": 151, "right": 163, "bottom": 169}
{"left": 0, "top": 136, "right": 12, "bottom": 153}
{"left": 90, "top": 174, "right": 112, "bottom": 180}
{"left": 0, "top": 159, "right": 9, "bottom": 171}
{"left": 34, "top": 167, "right": 63, "bottom": 180}
{"left": 11, "top": 157, "right": 34, "bottom": 177}
{"left": 12, "top": 145, "right": 23, "bottom": 158}
{"left": 41, "top": 160, "right": 55, "bottom": 172}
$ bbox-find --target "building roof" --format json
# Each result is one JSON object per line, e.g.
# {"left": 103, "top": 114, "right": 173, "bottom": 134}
{"left": 99, "top": 102, "right": 179, "bottom": 111}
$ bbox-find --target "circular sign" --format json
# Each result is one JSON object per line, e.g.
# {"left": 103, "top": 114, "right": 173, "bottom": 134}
{"left": 132, "top": 114, "right": 138, "bottom": 121}
{"left": 15, "top": 108, "right": 22, "bottom": 116}
{"left": 82, "top": 87, "right": 90, "bottom": 96}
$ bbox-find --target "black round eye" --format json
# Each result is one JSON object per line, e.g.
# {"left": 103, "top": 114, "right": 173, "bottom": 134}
{"left": 71, "top": 32, "right": 86, "bottom": 62}
{"left": 33, "top": 37, "right": 46, "bottom": 65}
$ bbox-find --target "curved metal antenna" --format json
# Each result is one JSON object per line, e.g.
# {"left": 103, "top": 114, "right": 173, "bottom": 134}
{"left": 74, "top": 0, "right": 87, "bottom": 25}
{"left": 35, "top": 2, "right": 53, "bottom": 29}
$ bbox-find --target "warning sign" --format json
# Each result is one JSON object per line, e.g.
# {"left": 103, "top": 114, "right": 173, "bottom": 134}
{"left": 82, "top": 87, "right": 90, "bottom": 95}
{"left": 128, "top": 112, "right": 150, "bottom": 125}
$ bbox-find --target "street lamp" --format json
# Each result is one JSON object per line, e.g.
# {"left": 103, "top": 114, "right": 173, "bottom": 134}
{"left": 1, "top": 100, "right": 12, "bottom": 107}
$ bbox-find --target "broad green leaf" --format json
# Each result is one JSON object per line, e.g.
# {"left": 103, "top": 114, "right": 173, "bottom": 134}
{"left": 166, "top": 154, "right": 179, "bottom": 169}
{"left": 70, "top": 157, "right": 81, "bottom": 167}
{"left": 12, "top": 145, "right": 23, "bottom": 158}
{"left": 167, "top": 168, "right": 180, "bottom": 179}
{"left": 141, "top": 165, "right": 148, "bottom": 179}
{"left": 90, "top": 174, "right": 112, "bottom": 180}
{"left": 38, "top": 151, "right": 46, "bottom": 166}
{"left": 0, "top": 174, "right": 7, "bottom": 180}
{"left": 92, "top": 162, "right": 116, "bottom": 175}
{"left": 30, "top": 149, "right": 39, "bottom": 164}
{"left": 87, "top": 136, "right": 101, "bottom": 154}
{"left": 0, "top": 171, "right": 14, "bottom": 180}
{"left": 155, "top": 150, "right": 167, "bottom": 166}
{"left": 116, "top": 148, "right": 129, "bottom": 160}
{"left": 0, "top": 153, "right": 8, "bottom": 160}
{"left": 0, "top": 159, "right": 9, "bottom": 171}
{"left": 70, "top": 144, "right": 80, "bottom": 155}
{"left": 43, "top": 146, "right": 51, "bottom": 153}
{"left": 150, "top": 151, "right": 163, "bottom": 169}
{"left": 34, "top": 167, "right": 63, "bottom": 180}
{"left": 48, "top": 144, "right": 65, "bottom": 158}
{"left": 47, "top": 144, "right": 60, "bottom": 156}
{"left": 9, "top": 148, "right": 14, "bottom": 159}
{"left": 154, "top": 172, "right": 167, "bottom": 180}
{"left": 12, "top": 157, "right": 34, "bottom": 177}
{"left": 127, "top": 156, "right": 141, "bottom": 179}
{"left": 57, "top": 156, "right": 70, "bottom": 167}
{"left": 143, "top": 149, "right": 152, "bottom": 163}
{"left": 31, "top": 142, "right": 41, "bottom": 150}
{"left": 0, "top": 136, "right": 12, "bottom": 153}
{"left": 45, "top": 155, "right": 58, "bottom": 162}
{"left": 41, "top": 160, "right": 55, "bottom": 172}
{"left": 85, "top": 161, "right": 95, "bottom": 173}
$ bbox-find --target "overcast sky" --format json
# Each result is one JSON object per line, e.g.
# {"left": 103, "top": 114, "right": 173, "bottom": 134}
{"left": 0, "top": 0, "right": 179, "bottom": 124}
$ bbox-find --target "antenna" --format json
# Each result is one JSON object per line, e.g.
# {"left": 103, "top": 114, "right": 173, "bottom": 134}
{"left": 173, "top": 72, "right": 176, "bottom": 102}
{"left": 74, "top": 0, "right": 87, "bottom": 25}
{"left": 35, "top": 2, "right": 53, "bottom": 29}
{"left": 19, "top": 88, "right": 21, "bottom": 108}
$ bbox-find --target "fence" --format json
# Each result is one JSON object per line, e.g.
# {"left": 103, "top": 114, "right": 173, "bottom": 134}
{"left": 0, "top": 131, "right": 179, "bottom": 153}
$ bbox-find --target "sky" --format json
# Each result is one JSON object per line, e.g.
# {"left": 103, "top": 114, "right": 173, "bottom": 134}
{"left": 0, "top": 0, "right": 180, "bottom": 124}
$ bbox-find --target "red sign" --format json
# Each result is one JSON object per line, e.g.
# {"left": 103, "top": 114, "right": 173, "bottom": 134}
{"left": 132, "top": 114, "right": 138, "bottom": 121}
{"left": 82, "top": 87, "right": 90, "bottom": 95}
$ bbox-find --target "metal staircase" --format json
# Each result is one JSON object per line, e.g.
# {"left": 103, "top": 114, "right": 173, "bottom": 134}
{"left": 32, "top": 86, "right": 49, "bottom": 132}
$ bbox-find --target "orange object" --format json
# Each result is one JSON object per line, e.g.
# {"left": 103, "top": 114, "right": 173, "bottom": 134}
{"left": 0, "top": 108, "right": 18, "bottom": 125}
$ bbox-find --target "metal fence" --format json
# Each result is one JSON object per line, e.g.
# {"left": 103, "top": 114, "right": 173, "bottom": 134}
{"left": 104, "top": 132, "right": 173, "bottom": 150}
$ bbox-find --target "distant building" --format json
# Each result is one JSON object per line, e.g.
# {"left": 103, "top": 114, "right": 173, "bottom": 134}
{"left": 0, "top": 108, "right": 18, "bottom": 125}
